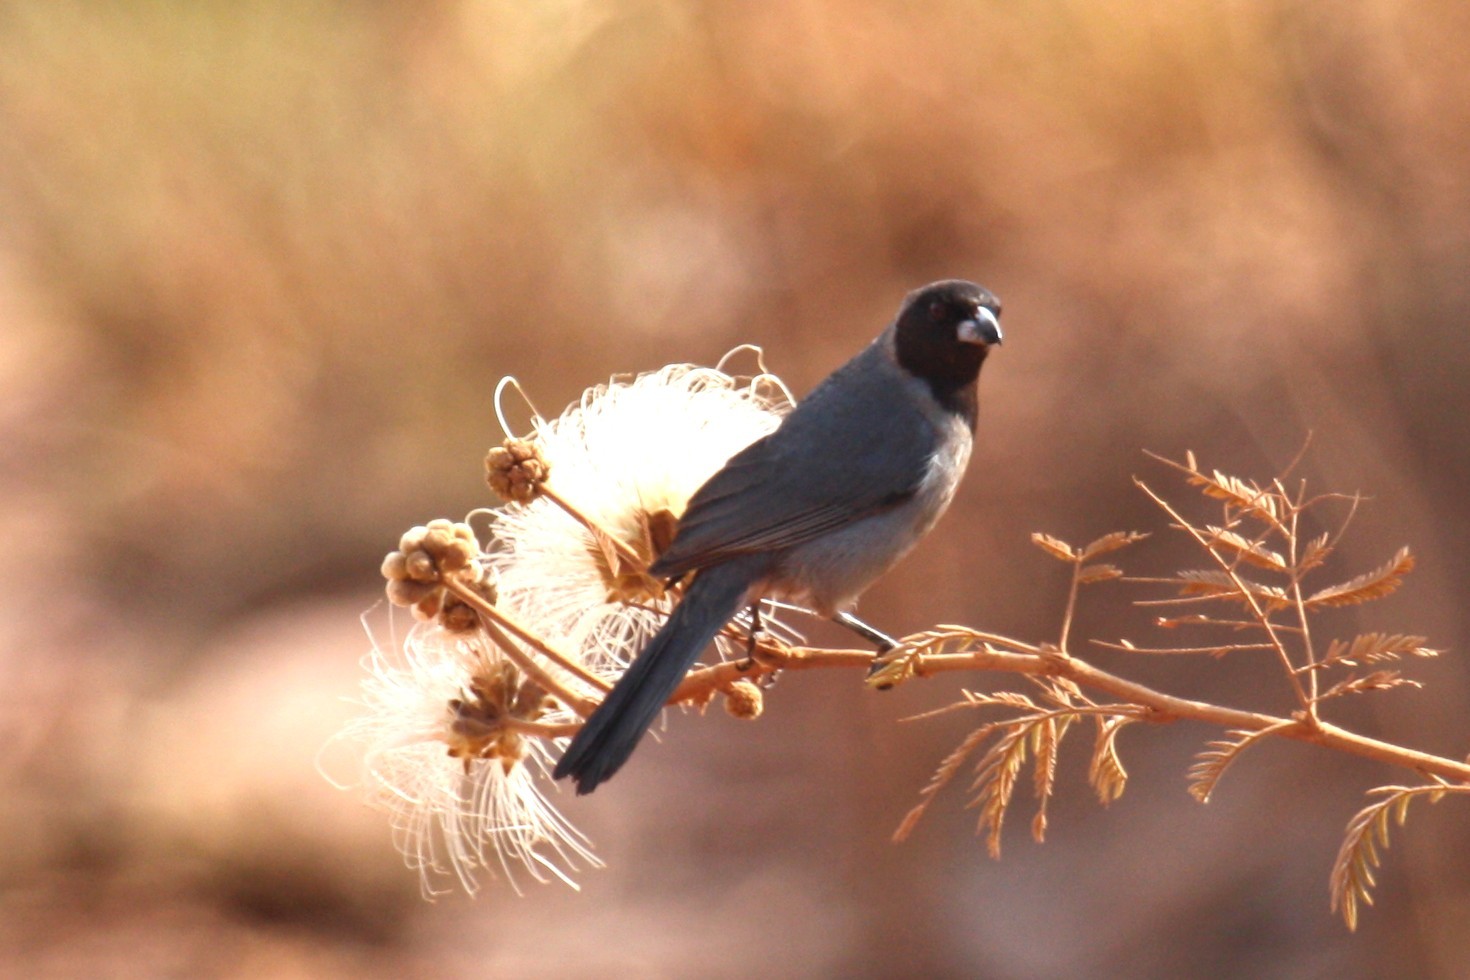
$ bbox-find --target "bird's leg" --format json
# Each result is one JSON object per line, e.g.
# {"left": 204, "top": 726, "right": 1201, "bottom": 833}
{"left": 737, "top": 602, "right": 783, "bottom": 687}
{"left": 835, "top": 611, "right": 911, "bottom": 683}
{"left": 738, "top": 601, "right": 765, "bottom": 670}
{"left": 834, "top": 610, "right": 899, "bottom": 652}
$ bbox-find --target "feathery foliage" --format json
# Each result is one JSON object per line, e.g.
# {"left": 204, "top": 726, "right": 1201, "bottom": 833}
{"left": 891, "top": 450, "right": 1464, "bottom": 928}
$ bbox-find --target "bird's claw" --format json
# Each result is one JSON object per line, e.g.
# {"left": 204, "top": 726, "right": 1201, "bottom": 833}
{"left": 865, "top": 642, "right": 914, "bottom": 691}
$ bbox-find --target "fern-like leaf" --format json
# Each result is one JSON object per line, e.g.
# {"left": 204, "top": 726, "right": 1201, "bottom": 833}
{"left": 1079, "top": 530, "right": 1150, "bottom": 560}
{"left": 1175, "top": 569, "right": 1290, "bottom": 607}
{"left": 1298, "top": 531, "right": 1333, "bottom": 573}
{"left": 1030, "top": 717, "right": 1060, "bottom": 843}
{"left": 1306, "top": 547, "right": 1414, "bottom": 608}
{"left": 1188, "top": 468, "right": 1281, "bottom": 524}
{"left": 1330, "top": 784, "right": 1465, "bottom": 930}
{"left": 1088, "top": 716, "right": 1132, "bottom": 805}
{"left": 1187, "top": 722, "right": 1294, "bottom": 803}
{"left": 893, "top": 722, "right": 999, "bottom": 843}
{"left": 1076, "top": 563, "right": 1124, "bottom": 584}
{"left": 866, "top": 627, "right": 992, "bottom": 688}
{"left": 1031, "top": 532, "right": 1077, "bottom": 562}
{"left": 1204, "top": 525, "right": 1287, "bottom": 571}
{"left": 1317, "top": 633, "right": 1437, "bottom": 670}
{"left": 1317, "top": 670, "right": 1421, "bottom": 701}
{"left": 969, "top": 720, "right": 1035, "bottom": 858}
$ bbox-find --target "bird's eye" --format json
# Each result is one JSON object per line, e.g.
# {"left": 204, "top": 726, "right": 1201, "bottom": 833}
{"left": 928, "top": 301, "right": 947, "bottom": 322}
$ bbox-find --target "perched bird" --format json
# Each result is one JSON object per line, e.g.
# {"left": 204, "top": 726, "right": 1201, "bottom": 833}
{"left": 554, "top": 280, "right": 1003, "bottom": 793}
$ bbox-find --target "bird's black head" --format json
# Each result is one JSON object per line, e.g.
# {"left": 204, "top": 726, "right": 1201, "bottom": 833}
{"left": 892, "top": 279, "right": 1002, "bottom": 423}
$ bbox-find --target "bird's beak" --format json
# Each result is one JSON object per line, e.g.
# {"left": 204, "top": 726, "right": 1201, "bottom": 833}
{"left": 958, "top": 307, "right": 1003, "bottom": 346}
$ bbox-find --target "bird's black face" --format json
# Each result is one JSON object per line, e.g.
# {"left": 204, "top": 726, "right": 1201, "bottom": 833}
{"left": 893, "top": 279, "right": 1003, "bottom": 392}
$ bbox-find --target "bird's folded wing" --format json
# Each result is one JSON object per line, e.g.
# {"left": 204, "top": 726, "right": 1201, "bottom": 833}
{"left": 649, "top": 366, "right": 935, "bottom": 578}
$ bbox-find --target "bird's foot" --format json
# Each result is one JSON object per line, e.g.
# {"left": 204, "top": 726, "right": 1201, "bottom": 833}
{"left": 737, "top": 625, "right": 781, "bottom": 670}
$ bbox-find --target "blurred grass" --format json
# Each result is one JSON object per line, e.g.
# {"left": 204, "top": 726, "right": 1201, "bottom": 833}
{"left": 1, "top": 1, "right": 1469, "bottom": 976}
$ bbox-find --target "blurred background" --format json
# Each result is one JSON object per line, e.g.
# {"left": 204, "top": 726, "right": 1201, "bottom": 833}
{"left": 2, "top": 1, "right": 1469, "bottom": 976}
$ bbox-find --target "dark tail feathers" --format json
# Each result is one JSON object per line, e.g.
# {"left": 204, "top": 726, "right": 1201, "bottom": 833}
{"left": 553, "top": 558, "right": 760, "bottom": 794}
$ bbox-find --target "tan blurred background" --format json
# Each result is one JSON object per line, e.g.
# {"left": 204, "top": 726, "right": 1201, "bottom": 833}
{"left": 2, "top": 1, "right": 1469, "bottom": 976}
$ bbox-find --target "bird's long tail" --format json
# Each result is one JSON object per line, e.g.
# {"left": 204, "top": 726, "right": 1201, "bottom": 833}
{"left": 553, "top": 557, "right": 761, "bottom": 794}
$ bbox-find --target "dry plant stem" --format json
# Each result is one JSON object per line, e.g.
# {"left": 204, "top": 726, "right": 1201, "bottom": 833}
{"left": 475, "top": 618, "right": 600, "bottom": 718}
{"left": 914, "top": 648, "right": 1470, "bottom": 784}
{"left": 440, "top": 575, "right": 609, "bottom": 710}
{"left": 1057, "top": 560, "right": 1084, "bottom": 653}
{"left": 1285, "top": 504, "right": 1322, "bottom": 704}
{"left": 540, "top": 482, "right": 646, "bottom": 569}
{"left": 1092, "top": 641, "right": 1279, "bottom": 655}
{"left": 500, "top": 717, "right": 582, "bottom": 739}
{"left": 542, "top": 612, "right": 1467, "bottom": 785}
{"left": 669, "top": 645, "right": 875, "bottom": 702}
{"left": 1134, "top": 478, "right": 1316, "bottom": 716}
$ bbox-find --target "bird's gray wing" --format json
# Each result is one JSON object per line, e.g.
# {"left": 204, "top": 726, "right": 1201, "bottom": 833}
{"left": 649, "top": 350, "right": 937, "bottom": 578}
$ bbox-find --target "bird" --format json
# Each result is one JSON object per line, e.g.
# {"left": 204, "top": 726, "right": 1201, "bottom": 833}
{"left": 553, "top": 279, "right": 1003, "bottom": 794}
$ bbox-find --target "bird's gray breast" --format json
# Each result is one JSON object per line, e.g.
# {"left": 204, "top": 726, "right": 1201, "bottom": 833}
{"left": 773, "top": 368, "right": 974, "bottom": 615}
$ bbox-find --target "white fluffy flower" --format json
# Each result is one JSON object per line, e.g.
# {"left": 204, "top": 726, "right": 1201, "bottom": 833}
{"left": 487, "top": 356, "right": 797, "bottom": 674}
{"left": 339, "top": 616, "right": 599, "bottom": 896}
{"left": 333, "top": 352, "right": 800, "bottom": 896}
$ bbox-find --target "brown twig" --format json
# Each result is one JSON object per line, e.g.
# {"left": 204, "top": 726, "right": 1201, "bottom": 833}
{"left": 1134, "top": 477, "right": 1317, "bottom": 717}
{"left": 539, "top": 622, "right": 1470, "bottom": 785}
{"left": 499, "top": 716, "right": 582, "bottom": 739}
{"left": 913, "top": 640, "right": 1470, "bottom": 784}
{"left": 540, "top": 482, "right": 646, "bottom": 569}
{"left": 442, "top": 573, "right": 610, "bottom": 715}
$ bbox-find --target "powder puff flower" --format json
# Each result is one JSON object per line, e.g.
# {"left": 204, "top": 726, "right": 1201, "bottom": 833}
{"left": 484, "top": 353, "right": 799, "bottom": 675}
{"left": 332, "top": 607, "right": 599, "bottom": 895}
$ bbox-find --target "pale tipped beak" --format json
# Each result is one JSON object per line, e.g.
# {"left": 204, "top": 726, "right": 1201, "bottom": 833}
{"left": 958, "top": 307, "right": 1003, "bottom": 346}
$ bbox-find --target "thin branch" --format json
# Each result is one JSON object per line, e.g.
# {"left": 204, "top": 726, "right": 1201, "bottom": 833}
{"left": 540, "top": 482, "right": 647, "bottom": 570}
{"left": 1058, "top": 557, "right": 1084, "bottom": 653}
{"left": 913, "top": 644, "right": 1470, "bottom": 784}
{"left": 443, "top": 573, "right": 611, "bottom": 705}
{"left": 1090, "top": 639, "right": 1279, "bottom": 656}
{"left": 541, "top": 625, "right": 1470, "bottom": 786}
{"left": 1134, "top": 477, "right": 1316, "bottom": 716}
{"left": 499, "top": 716, "right": 582, "bottom": 739}
{"left": 477, "top": 617, "right": 600, "bottom": 718}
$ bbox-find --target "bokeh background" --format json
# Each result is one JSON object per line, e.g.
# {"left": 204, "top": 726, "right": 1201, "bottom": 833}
{"left": 3, "top": 1, "right": 1469, "bottom": 976}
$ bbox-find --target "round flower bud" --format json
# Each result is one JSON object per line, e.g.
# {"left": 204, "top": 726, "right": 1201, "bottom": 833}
{"left": 723, "top": 679, "right": 764, "bottom": 720}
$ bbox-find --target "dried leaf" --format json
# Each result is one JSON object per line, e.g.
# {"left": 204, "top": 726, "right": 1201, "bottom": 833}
{"left": 1330, "top": 785, "right": 1466, "bottom": 930}
{"left": 1306, "top": 547, "right": 1414, "bottom": 608}
{"left": 1318, "top": 670, "right": 1421, "bottom": 701}
{"left": 1088, "top": 716, "right": 1132, "bottom": 805}
{"left": 1076, "top": 563, "right": 1124, "bottom": 584}
{"left": 1188, "top": 468, "right": 1279, "bottom": 522}
{"left": 1029, "top": 806, "right": 1048, "bottom": 847}
{"left": 1030, "top": 717, "right": 1060, "bottom": 844}
{"left": 1034, "top": 677, "right": 1083, "bottom": 709}
{"left": 971, "top": 690, "right": 1039, "bottom": 712}
{"left": 1031, "top": 532, "right": 1077, "bottom": 562}
{"left": 1299, "top": 532, "right": 1333, "bottom": 573}
{"left": 1080, "top": 531, "right": 1150, "bottom": 560}
{"left": 893, "top": 722, "right": 998, "bottom": 843}
{"left": 1318, "top": 633, "right": 1437, "bottom": 669}
{"left": 1175, "top": 569, "right": 1289, "bottom": 607}
{"left": 1187, "top": 723, "right": 1293, "bottom": 803}
{"left": 865, "top": 648, "right": 919, "bottom": 689}
{"left": 969, "top": 722, "right": 1033, "bottom": 858}
{"left": 1205, "top": 525, "right": 1287, "bottom": 571}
